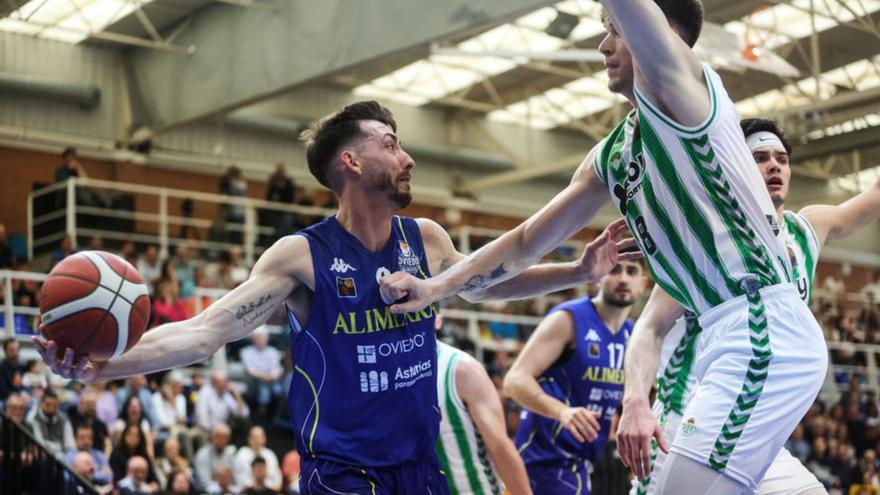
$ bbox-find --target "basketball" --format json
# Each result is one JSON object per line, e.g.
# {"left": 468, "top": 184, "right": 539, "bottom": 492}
{"left": 38, "top": 251, "right": 151, "bottom": 361}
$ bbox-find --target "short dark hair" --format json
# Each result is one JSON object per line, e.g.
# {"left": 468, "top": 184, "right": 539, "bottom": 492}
{"left": 251, "top": 456, "right": 266, "bottom": 468}
{"left": 655, "top": 0, "right": 703, "bottom": 47}
{"left": 43, "top": 389, "right": 59, "bottom": 401}
{"left": 62, "top": 146, "right": 78, "bottom": 159}
{"left": 299, "top": 101, "right": 397, "bottom": 190}
{"left": 740, "top": 118, "right": 793, "bottom": 157}
{"left": 606, "top": 1, "right": 704, "bottom": 47}
{"left": 74, "top": 422, "right": 94, "bottom": 434}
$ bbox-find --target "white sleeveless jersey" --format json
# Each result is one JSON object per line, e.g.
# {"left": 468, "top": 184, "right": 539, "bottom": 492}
{"left": 782, "top": 210, "right": 820, "bottom": 303}
{"left": 595, "top": 65, "right": 791, "bottom": 315}
{"left": 436, "top": 342, "right": 502, "bottom": 495}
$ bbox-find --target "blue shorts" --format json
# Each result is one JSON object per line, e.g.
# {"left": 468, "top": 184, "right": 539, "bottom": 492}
{"left": 300, "top": 455, "right": 450, "bottom": 495}
{"left": 527, "top": 460, "right": 592, "bottom": 495}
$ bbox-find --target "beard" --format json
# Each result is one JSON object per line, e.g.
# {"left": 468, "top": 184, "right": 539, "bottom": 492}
{"left": 601, "top": 290, "right": 634, "bottom": 308}
{"left": 373, "top": 170, "right": 412, "bottom": 208}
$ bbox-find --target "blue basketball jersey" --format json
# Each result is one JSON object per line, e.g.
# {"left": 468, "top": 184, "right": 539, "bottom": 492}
{"left": 515, "top": 297, "right": 632, "bottom": 466}
{"left": 286, "top": 215, "right": 440, "bottom": 468}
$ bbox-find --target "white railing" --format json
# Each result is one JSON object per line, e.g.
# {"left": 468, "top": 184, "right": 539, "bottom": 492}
{"left": 28, "top": 177, "right": 336, "bottom": 265}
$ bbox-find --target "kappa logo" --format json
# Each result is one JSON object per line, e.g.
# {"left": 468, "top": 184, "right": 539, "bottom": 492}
{"left": 585, "top": 329, "right": 601, "bottom": 342}
{"left": 330, "top": 258, "right": 357, "bottom": 274}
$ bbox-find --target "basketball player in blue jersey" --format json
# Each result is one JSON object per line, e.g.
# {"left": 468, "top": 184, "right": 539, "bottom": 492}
{"left": 383, "top": 0, "right": 833, "bottom": 492}
{"left": 505, "top": 259, "right": 646, "bottom": 494}
{"left": 36, "top": 101, "right": 639, "bottom": 494}
{"left": 618, "top": 118, "right": 880, "bottom": 495}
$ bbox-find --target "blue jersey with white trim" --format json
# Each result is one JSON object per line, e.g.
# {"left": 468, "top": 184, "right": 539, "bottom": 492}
{"left": 515, "top": 297, "right": 632, "bottom": 465}
{"left": 286, "top": 215, "right": 440, "bottom": 467}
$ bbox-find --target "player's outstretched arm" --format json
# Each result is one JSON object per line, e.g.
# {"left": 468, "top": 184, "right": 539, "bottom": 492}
{"left": 455, "top": 354, "right": 533, "bottom": 495}
{"left": 503, "top": 311, "right": 601, "bottom": 444}
{"left": 617, "top": 285, "right": 684, "bottom": 480}
{"left": 381, "top": 147, "right": 612, "bottom": 313}
{"left": 36, "top": 235, "right": 310, "bottom": 381}
{"left": 416, "top": 217, "right": 638, "bottom": 303}
{"left": 599, "top": 0, "right": 709, "bottom": 127}
{"left": 800, "top": 179, "right": 880, "bottom": 248}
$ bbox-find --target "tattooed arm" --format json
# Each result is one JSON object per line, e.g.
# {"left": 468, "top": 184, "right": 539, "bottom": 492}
{"left": 381, "top": 145, "right": 624, "bottom": 314}
{"left": 36, "top": 236, "right": 311, "bottom": 381}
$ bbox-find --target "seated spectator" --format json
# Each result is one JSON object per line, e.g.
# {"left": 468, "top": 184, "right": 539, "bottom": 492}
{"left": 109, "top": 423, "right": 160, "bottom": 488}
{"left": 808, "top": 436, "right": 835, "bottom": 488}
{"left": 240, "top": 327, "right": 283, "bottom": 417}
{"left": 183, "top": 370, "right": 205, "bottom": 426}
{"left": 243, "top": 457, "right": 276, "bottom": 495}
{"left": 117, "top": 455, "right": 158, "bottom": 494}
{"left": 863, "top": 270, "right": 880, "bottom": 306}
{"left": 95, "top": 380, "right": 119, "bottom": 434}
{"left": 119, "top": 240, "right": 137, "bottom": 265}
{"left": 155, "top": 436, "right": 192, "bottom": 490}
{"left": 165, "top": 470, "right": 197, "bottom": 495}
{"left": 206, "top": 464, "right": 240, "bottom": 495}
{"left": 833, "top": 443, "right": 859, "bottom": 491}
{"left": 0, "top": 223, "right": 15, "bottom": 268}
{"left": 69, "top": 450, "right": 113, "bottom": 495}
{"left": 67, "top": 387, "right": 111, "bottom": 458}
{"left": 185, "top": 267, "right": 216, "bottom": 316}
{"left": 195, "top": 371, "right": 248, "bottom": 433}
{"left": 5, "top": 392, "right": 29, "bottom": 432}
{"left": 194, "top": 424, "right": 236, "bottom": 490}
{"left": 0, "top": 338, "right": 27, "bottom": 406}
{"left": 117, "top": 375, "right": 159, "bottom": 426}
{"left": 152, "top": 373, "right": 197, "bottom": 453}
{"left": 52, "top": 234, "right": 76, "bottom": 267}
{"left": 64, "top": 423, "right": 113, "bottom": 486}
{"left": 87, "top": 236, "right": 104, "bottom": 250}
{"left": 151, "top": 280, "right": 189, "bottom": 327}
{"left": 21, "top": 358, "right": 48, "bottom": 390}
{"left": 137, "top": 245, "right": 162, "bottom": 295}
{"left": 173, "top": 243, "right": 198, "bottom": 299}
{"left": 227, "top": 246, "right": 250, "bottom": 287}
{"left": 29, "top": 389, "right": 74, "bottom": 457}
{"left": 785, "top": 423, "right": 811, "bottom": 463}
{"left": 234, "top": 426, "right": 281, "bottom": 491}
{"left": 281, "top": 449, "right": 301, "bottom": 495}
{"left": 113, "top": 395, "right": 154, "bottom": 458}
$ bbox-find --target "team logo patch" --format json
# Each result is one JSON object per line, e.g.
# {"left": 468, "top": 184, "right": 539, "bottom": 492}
{"left": 397, "top": 240, "right": 421, "bottom": 275}
{"left": 336, "top": 277, "right": 357, "bottom": 298}
{"left": 585, "top": 328, "right": 601, "bottom": 342}
{"left": 681, "top": 417, "right": 697, "bottom": 436}
{"left": 588, "top": 342, "right": 601, "bottom": 358}
{"left": 398, "top": 241, "right": 412, "bottom": 256}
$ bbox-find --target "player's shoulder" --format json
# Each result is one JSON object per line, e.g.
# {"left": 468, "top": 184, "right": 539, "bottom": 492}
{"left": 253, "top": 234, "right": 312, "bottom": 274}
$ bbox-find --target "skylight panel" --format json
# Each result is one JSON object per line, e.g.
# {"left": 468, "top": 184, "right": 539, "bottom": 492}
{"left": 0, "top": 0, "right": 152, "bottom": 43}
{"left": 353, "top": 0, "right": 607, "bottom": 107}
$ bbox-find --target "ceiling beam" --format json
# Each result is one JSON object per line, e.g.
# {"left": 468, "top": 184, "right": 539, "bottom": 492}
{"left": 125, "top": 0, "right": 558, "bottom": 137}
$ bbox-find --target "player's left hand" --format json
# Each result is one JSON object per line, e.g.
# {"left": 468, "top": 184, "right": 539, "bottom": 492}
{"left": 380, "top": 272, "right": 439, "bottom": 314}
{"left": 576, "top": 218, "right": 641, "bottom": 282}
{"left": 617, "top": 399, "right": 668, "bottom": 480}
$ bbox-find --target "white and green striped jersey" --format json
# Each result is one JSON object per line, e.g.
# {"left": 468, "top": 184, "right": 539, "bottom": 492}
{"left": 656, "top": 211, "right": 821, "bottom": 414}
{"left": 594, "top": 64, "right": 791, "bottom": 316}
{"left": 782, "top": 210, "right": 820, "bottom": 303}
{"left": 436, "top": 342, "right": 502, "bottom": 495}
